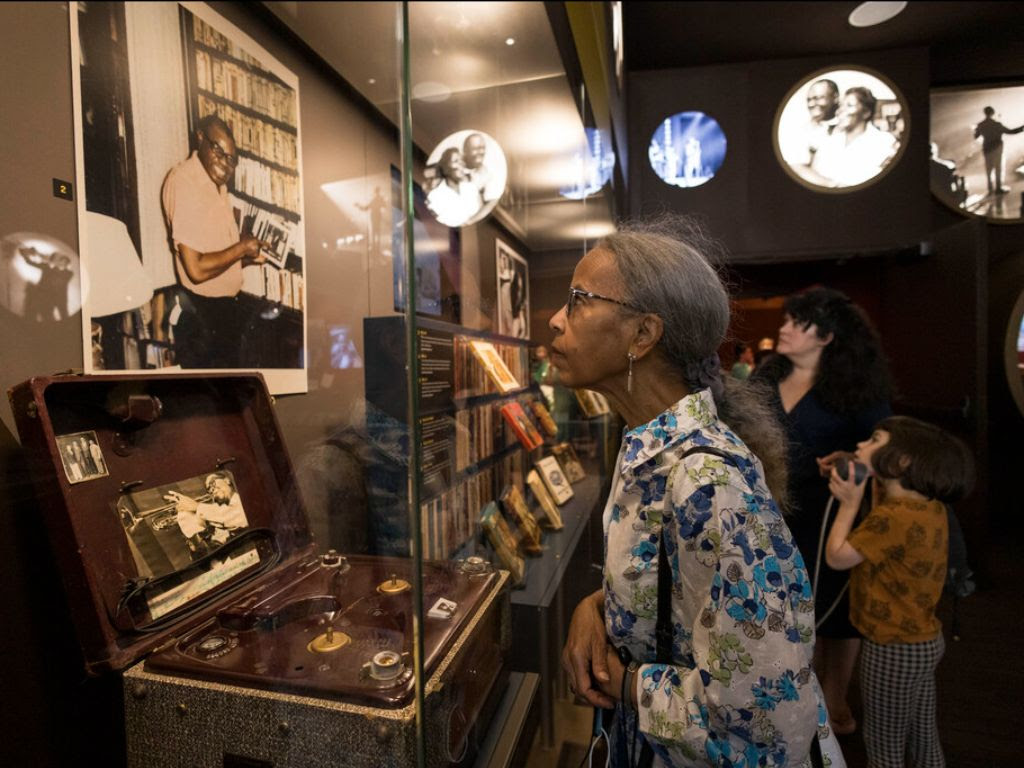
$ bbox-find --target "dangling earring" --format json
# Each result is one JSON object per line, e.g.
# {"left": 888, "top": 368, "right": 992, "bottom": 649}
{"left": 627, "top": 352, "right": 636, "bottom": 394}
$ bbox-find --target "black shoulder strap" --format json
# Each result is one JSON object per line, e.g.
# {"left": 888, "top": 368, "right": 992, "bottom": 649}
{"left": 654, "top": 445, "right": 742, "bottom": 662}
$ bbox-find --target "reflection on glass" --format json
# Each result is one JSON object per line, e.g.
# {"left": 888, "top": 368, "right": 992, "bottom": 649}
{"left": 0, "top": 232, "right": 81, "bottom": 321}
{"left": 931, "top": 83, "right": 1024, "bottom": 222}
{"left": 648, "top": 111, "right": 726, "bottom": 188}
{"left": 424, "top": 130, "right": 507, "bottom": 227}
{"left": 329, "top": 325, "right": 363, "bottom": 370}
{"left": 559, "top": 127, "right": 615, "bottom": 200}
{"left": 776, "top": 67, "right": 907, "bottom": 191}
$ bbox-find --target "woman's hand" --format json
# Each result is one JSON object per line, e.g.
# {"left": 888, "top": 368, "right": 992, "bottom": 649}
{"left": 561, "top": 590, "right": 615, "bottom": 708}
{"left": 816, "top": 450, "right": 854, "bottom": 477}
{"left": 828, "top": 465, "right": 867, "bottom": 507}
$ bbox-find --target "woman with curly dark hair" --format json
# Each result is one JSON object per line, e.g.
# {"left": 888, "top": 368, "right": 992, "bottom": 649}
{"left": 752, "top": 286, "right": 892, "bottom": 738}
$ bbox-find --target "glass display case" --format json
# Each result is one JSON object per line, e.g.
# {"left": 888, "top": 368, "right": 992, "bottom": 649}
{"left": 0, "top": 2, "right": 621, "bottom": 766}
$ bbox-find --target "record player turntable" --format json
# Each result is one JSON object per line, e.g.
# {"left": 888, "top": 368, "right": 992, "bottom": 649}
{"left": 9, "top": 373, "right": 510, "bottom": 767}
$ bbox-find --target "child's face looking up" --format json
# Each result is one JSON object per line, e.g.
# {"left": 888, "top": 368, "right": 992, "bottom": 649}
{"left": 855, "top": 429, "right": 890, "bottom": 470}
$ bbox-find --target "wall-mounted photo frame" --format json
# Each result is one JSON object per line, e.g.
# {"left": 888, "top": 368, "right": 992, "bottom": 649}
{"left": 424, "top": 129, "right": 507, "bottom": 228}
{"left": 495, "top": 239, "right": 529, "bottom": 339}
{"left": 930, "top": 82, "right": 1024, "bottom": 223}
{"left": 70, "top": 1, "right": 308, "bottom": 393}
{"left": 648, "top": 111, "right": 727, "bottom": 188}
{"left": 774, "top": 65, "right": 909, "bottom": 193}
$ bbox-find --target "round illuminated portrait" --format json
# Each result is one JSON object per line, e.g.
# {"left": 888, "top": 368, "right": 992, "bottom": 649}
{"left": 424, "top": 130, "right": 507, "bottom": 228}
{"left": 774, "top": 66, "right": 909, "bottom": 192}
{"left": 0, "top": 232, "right": 81, "bottom": 322}
{"left": 930, "top": 83, "right": 1024, "bottom": 223}
{"left": 648, "top": 111, "right": 726, "bottom": 188}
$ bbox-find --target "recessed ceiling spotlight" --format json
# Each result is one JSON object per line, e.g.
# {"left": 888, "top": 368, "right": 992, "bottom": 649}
{"left": 368, "top": 77, "right": 376, "bottom": 85}
{"left": 505, "top": 37, "right": 516, "bottom": 46}
{"left": 849, "top": 1, "right": 907, "bottom": 27}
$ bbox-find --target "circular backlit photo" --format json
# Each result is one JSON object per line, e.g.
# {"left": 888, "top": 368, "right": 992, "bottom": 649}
{"left": 774, "top": 66, "right": 908, "bottom": 192}
{"left": 931, "top": 83, "right": 1024, "bottom": 223}
{"left": 0, "top": 231, "right": 81, "bottom": 322}
{"left": 424, "top": 129, "right": 507, "bottom": 228}
{"left": 648, "top": 111, "right": 727, "bottom": 188}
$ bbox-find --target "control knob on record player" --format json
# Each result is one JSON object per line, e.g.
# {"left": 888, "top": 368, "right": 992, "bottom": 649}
{"left": 321, "top": 549, "right": 348, "bottom": 569}
{"left": 459, "top": 556, "right": 491, "bottom": 575}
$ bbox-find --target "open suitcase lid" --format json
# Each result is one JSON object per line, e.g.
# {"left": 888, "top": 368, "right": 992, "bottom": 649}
{"left": 8, "top": 373, "right": 313, "bottom": 674}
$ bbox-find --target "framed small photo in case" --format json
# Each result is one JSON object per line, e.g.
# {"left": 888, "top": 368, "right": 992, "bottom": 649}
{"left": 526, "top": 469, "right": 563, "bottom": 530}
{"left": 56, "top": 429, "right": 109, "bottom": 484}
{"left": 535, "top": 455, "right": 574, "bottom": 505}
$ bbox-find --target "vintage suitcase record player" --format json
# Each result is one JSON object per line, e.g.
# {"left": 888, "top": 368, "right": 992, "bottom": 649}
{"left": 9, "top": 373, "right": 510, "bottom": 767}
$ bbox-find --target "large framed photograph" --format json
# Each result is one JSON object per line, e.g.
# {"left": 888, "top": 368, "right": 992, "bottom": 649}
{"left": 495, "top": 239, "right": 529, "bottom": 339}
{"left": 70, "top": 2, "right": 307, "bottom": 393}
{"left": 774, "top": 66, "right": 909, "bottom": 192}
{"left": 931, "top": 82, "right": 1024, "bottom": 223}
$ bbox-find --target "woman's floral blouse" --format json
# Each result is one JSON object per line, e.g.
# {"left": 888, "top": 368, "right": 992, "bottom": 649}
{"left": 604, "top": 390, "right": 828, "bottom": 766}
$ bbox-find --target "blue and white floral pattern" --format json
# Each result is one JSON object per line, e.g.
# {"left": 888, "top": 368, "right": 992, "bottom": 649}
{"left": 604, "top": 390, "right": 830, "bottom": 767}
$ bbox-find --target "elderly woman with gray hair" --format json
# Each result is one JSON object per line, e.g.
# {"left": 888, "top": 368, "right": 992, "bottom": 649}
{"left": 555, "top": 219, "right": 843, "bottom": 767}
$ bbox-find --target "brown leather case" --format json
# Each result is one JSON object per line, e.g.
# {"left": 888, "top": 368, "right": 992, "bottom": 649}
{"left": 9, "top": 373, "right": 312, "bottom": 674}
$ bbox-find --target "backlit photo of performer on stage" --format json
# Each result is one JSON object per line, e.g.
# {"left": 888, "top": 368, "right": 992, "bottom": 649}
{"left": 931, "top": 83, "right": 1024, "bottom": 221}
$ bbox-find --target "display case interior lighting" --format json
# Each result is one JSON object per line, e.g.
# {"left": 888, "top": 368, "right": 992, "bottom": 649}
{"left": 848, "top": 1, "right": 907, "bottom": 27}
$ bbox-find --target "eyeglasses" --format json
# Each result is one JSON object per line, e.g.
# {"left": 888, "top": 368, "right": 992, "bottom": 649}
{"left": 566, "top": 287, "right": 639, "bottom": 317}
{"left": 203, "top": 133, "right": 238, "bottom": 167}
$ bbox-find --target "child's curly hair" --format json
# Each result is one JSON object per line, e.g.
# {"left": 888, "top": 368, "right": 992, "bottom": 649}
{"left": 871, "top": 416, "right": 975, "bottom": 503}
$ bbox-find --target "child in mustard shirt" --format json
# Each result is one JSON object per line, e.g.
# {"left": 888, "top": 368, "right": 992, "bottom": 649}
{"left": 825, "top": 416, "right": 973, "bottom": 768}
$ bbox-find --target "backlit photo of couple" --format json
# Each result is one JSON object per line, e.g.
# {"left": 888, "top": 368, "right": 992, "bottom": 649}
{"left": 424, "top": 129, "right": 507, "bottom": 228}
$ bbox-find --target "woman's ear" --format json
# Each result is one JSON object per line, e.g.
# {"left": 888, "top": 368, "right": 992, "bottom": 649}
{"left": 631, "top": 313, "right": 664, "bottom": 359}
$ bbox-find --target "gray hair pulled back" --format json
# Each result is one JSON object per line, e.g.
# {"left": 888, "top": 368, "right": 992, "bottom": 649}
{"left": 597, "top": 216, "right": 790, "bottom": 508}
{"left": 598, "top": 217, "right": 729, "bottom": 396}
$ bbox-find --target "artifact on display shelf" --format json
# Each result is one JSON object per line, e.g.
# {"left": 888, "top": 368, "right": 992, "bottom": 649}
{"left": 574, "top": 388, "right": 611, "bottom": 417}
{"left": 551, "top": 441, "right": 586, "bottom": 484}
{"left": 526, "top": 469, "right": 563, "bottom": 530}
{"left": 535, "top": 455, "right": 575, "bottom": 506}
{"left": 499, "top": 400, "right": 544, "bottom": 451}
{"left": 9, "top": 373, "right": 510, "bottom": 768}
{"left": 467, "top": 339, "right": 522, "bottom": 393}
{"left": 498, "top": 484, "right": 543, "bottom": 556}
{"left": 480, "top": 501, "right": 525, "bottom": 586}
{"left": 528, "top": 398, "right": 558, "bottom": 438}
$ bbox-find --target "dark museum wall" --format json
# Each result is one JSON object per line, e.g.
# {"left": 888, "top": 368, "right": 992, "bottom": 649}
{"left": 629, "top": 48, "right": 930, "bottom": 258}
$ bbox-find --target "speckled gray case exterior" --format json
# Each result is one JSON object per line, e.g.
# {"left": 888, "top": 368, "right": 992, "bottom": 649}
{"left": 124, "top": 571, "right": 510, "bottom": 767}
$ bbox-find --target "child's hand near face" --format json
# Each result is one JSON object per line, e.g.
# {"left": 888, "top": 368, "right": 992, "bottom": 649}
{"left": 829, "top": 465, "right": 867, "bottom": 507}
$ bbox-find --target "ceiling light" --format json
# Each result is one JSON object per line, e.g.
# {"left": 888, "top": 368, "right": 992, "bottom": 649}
{"left": 849, "top": 1, "right": 907, "bottom": 27}
{"left": 505, "top": 37, "right": 516, "bottom": 46}
{"left": 368, "top": 77, "right": 376, "bottom": 85}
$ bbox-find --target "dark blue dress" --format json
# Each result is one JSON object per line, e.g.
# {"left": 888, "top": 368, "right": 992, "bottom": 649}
{"left": 767, "top": 384, "right": 890, "bottom": 637}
